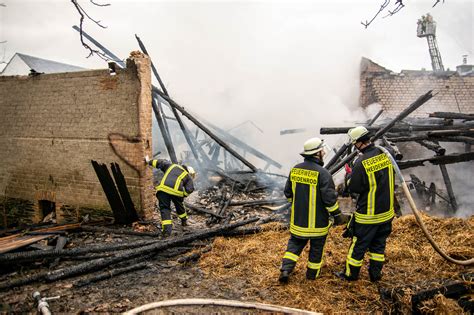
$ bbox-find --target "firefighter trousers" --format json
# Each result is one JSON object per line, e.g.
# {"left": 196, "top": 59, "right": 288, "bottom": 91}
{"left": 281, "top": 234, "right": 327, "bottom": 279}
{"left": 156, "top": 191, "right": 188, "bottom": 235}
{"left": 345, "top": 220, "right": 392, "bottom": 281}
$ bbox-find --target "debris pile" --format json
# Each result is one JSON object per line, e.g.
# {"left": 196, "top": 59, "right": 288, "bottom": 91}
{"left": 321, "top": 109, "right": 474, "bottom": 213}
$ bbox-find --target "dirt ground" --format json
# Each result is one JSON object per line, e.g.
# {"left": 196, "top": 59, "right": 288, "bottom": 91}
{"left": 0, "top": 209, "right": 472, "bottom": 314}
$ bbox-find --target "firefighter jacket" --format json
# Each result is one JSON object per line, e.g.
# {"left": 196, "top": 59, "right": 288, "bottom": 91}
{"left": 348, "top": 144, "right": 395, "bottom": 225}
{"left": 149, "top": 159, "right": 194, "bottom": 198}
{"left": 284, "top": 156, "right": 340, "bottom": 238}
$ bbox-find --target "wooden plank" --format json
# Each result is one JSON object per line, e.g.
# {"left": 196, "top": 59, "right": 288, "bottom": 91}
{"left": 0, "top": 235, "right": 51, "bottom": 254}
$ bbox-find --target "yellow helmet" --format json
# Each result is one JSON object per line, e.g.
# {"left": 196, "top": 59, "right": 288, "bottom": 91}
{"left": 301, "top": 137, "right": 326, "bottom": 155}
{"left": 348, "top": 126, "right": 369, "bottom": 144}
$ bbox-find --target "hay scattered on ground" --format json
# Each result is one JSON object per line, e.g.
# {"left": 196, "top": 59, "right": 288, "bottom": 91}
{"left": 199, "top": 214, "right": 474, "bottom": 313}
{"left": 419, "top": 293, "right": 468, "bottom": 315}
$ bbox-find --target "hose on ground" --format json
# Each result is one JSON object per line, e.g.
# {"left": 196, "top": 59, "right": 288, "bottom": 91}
{"left": 377, "top": 146, "right": 474, "bottom": 266}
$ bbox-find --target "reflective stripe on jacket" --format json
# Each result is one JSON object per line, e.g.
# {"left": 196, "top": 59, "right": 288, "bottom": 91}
{"left": 284, "top": 156, "right": 340, "bottom": 238}
{"left": 150, "top": 159, "right": 194, "bottom": 197}
{"left": 348, "top": 145, "right": 395, "bottom": 224}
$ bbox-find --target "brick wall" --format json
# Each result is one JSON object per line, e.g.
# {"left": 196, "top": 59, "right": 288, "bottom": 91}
{"left": 360, "top": 58, "right": 474, "bottom": 116}
{"left": 0, "top": 52, "right": 154, "bottom": 226}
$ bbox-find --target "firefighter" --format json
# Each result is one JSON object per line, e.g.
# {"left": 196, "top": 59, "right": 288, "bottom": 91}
{"left": 279, "top": 137, "right": 350, "bottom": 283}
{"left": 145, "top": 156, "right": 196, "bottom": 237}
{"left": 336, "top": 126, "right": 396, "bottom": 282}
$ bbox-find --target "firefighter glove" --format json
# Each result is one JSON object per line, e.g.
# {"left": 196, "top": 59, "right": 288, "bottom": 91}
{"left": 333, "top": 213, "right": 350, "bottom": 226}
{"left": 342, "top": 214, "right": 354, "bottom": 238}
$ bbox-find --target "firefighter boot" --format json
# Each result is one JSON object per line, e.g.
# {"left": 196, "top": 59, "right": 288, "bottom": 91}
{"left": 181, "top": 218, "right": 188, "bottom": 227}
{"left": 278, "top": 270, "right": 290, "bottom": 284}
{"left": 369, "top": 260, "right": 383, "bottom": 282}
{"left": 161, "top": 224, "right": 172, "bottom": 238}
{"left": 306, "top": 269, "right": 318, "bottom": 280}
{"left": 335, "top": 265, "right": 360, "bottom": 281}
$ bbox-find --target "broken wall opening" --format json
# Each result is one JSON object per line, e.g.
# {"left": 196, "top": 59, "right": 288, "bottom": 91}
{"left": 38, "top": 200, "right": 55, "bottom": 221}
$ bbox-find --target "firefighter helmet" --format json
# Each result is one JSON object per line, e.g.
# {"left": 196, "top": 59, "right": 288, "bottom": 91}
{"left": 348, "top": 126, "right": 369, "bottom": 144}
{"left": 187, "top": 166, "right": 196, "bottom": 179}
{"left": 301, "top": 137, "right": 326, "bottom": 156}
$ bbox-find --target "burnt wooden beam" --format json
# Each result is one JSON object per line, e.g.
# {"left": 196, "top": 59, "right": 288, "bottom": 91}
{"left": 43, "top": 217, "right": 258, "bottom": 283}
{"left": 328, "top": 90, "right": 434, "bottom": 174}
{"left": 152, "top": 97, "right": 177, "bottom": 163}
{"left": 74, "top": 261, "right": 149, "bottom": 287}
{"left": 280, "top": 128, "right": 307, "bottom": 135}
{"left": 111, "top": 163, "right": 139, "bottom": 223}
{"left": 153, "top": 87, "right": 258, "bottom": 172}
{"left": 0, "top": 218, "right": 258, "bottom": 290}
{"left": 0, "top": 239, "right": 159, "bottom": 264}
{"left": 81, "top": 225, "right": 160, "bottom": 237}
{"left": 367, "top": 109, "right": 384, "bottom": 125}
{"left": 326, "top": 110, "right": 384, "bottom": 170}
{"left": 387, "top": 132, "right": 474, "bottom": 143}
{"left": 439, "top": 164, "right": 458, "bottom": 212}
{"left": 429, "top": 112, "right": 474, "bottom": 121}
{"left": 135, "top": 34, "right": 168, "bottom": 96}
{"left": 91, "top": 161, "right": 128, "bottom": 224}
{"left": 415, "top": 141, "right": 458, "bottom": 212}
{"left": 417, "top": 140, "right": 446, "bottom": 156}
{"left": 321, "top": 124, "right": 473, "bottom": 135}
{"left": 184, "top": 203, "right": 226, "bottom": 219}
{"left": 325, "top": 143, "right": 350, "bottom": 170}
{"left": 229, "top": 198, "right": 288, "bottom": 207}
{"left": 397, "top": 152, "right": 474, "bottom": 169}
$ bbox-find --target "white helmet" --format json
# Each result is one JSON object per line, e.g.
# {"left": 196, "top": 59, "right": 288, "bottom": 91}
{"left": 301, "top": 137, "right": 326, "bottom": 156}
{"left": 348, "top": 126, "right": 369, "bottom": 144}
{"left": 187, "top": 166, "right": 196, "bottom": 179}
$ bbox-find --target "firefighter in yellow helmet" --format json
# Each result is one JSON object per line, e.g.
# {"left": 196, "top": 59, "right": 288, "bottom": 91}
{"left": 336, "top": 126, "right": 396, "bottom": 282}
{"left": 279, "top": 137, "right": 350, "bottom": 283}
{"left": 145, "top": 156, "right": 196, "bottom": 237}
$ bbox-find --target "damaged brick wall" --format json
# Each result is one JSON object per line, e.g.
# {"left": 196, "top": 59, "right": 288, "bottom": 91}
{"left": 0, "top": 53, "right": 154, "bottom": 227}
{"left": 360, "top": 58, "right": 474, "bottom": 116}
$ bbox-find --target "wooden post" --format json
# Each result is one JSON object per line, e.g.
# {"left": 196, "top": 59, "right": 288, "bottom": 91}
{"left": 439, "top": 164, "right": 458, "bottom": 212}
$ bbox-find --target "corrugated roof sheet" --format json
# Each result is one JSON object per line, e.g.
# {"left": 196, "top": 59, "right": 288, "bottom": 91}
{"left": 16, "top": 53, "right": 85, "bottom": 73}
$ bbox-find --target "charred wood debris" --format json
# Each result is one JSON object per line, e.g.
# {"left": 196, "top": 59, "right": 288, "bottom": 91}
{"left": 1, "top": 30, "right": 473, "bottom": 312}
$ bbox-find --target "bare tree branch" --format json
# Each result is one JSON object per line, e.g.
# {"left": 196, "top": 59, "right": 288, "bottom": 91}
{"left": 361, "top": 0, "right": 390, "bottom": 28}
{"left": 383, "top": 2, "right": 405, "bottom": 18}
{"left": 432, "top": 0, "right": 445, "bottom": 8}
{"left": 90, "top": 0, "right": 110, "bottom": 7}
{"left": 71, "top": 0, "right": 110, "bottom": 60}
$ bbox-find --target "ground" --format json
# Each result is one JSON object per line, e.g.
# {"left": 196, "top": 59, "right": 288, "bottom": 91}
{"left": 0, "top": 213, "right": 472, "bottom": 314}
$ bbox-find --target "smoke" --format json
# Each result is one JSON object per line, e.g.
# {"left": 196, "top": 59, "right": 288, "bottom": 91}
{"left": 3, "top": 1, "right": 472, "bottom": 209}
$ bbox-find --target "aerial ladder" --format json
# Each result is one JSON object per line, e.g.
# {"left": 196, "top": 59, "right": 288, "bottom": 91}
{"left": 417, "top": 14, "right": 445, "bottom": 72}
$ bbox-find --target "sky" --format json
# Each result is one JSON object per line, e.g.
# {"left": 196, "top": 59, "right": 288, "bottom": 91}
{"left": 1, "top": 0, "right": 473, "bottom": 170}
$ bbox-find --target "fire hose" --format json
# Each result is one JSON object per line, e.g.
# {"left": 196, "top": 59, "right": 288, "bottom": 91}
{"left": 376, "top": 146, "right": 474, "bottom": 266}
{"left": 32, "top": 291, "right": 60, "bottom": 315}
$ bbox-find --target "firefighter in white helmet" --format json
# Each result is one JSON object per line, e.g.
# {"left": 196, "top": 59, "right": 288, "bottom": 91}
{"left": 279, "top": 137, "right": 350, "bottom": 283}
{"left": 145, "top": 156, "right": 196, "bottom": 237}
{"left": 336, "top": 126, "right": 396, "bottom": 282}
